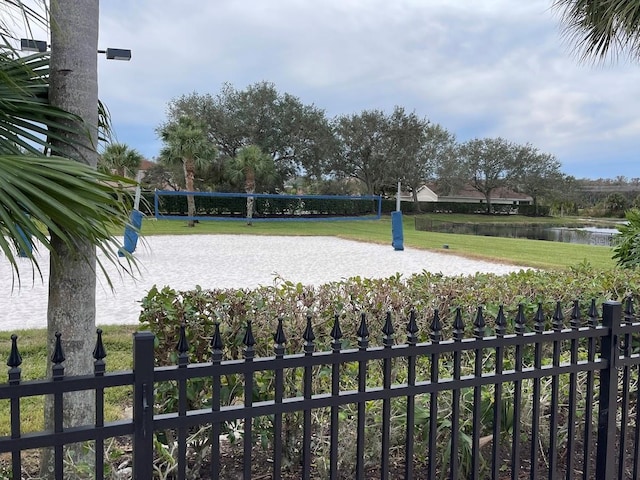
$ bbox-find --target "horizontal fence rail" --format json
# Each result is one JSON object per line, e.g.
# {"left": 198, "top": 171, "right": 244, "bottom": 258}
{"left": 1, "top": 300, "right": 640, "bottom": 479}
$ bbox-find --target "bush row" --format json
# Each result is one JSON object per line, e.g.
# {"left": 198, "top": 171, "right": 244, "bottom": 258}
{"left": 139, "top": 264, "right": 636, "bottom": 364}
{"left": 384, "top": 200, "right": 549, "bottom": 216}
{"left": 139, "top": 265, "right": 637, "bottom": 476}
{"left": 142, "top": 192, "right": 378, "bottom": 218}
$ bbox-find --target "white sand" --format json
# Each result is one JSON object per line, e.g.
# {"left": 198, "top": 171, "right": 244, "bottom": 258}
{"left": 1, "top": 235, "right": 527, "bottom": 331}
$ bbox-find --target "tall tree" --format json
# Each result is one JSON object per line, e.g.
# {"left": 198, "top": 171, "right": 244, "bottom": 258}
{"left": 226, "top": 145, "right": 276, "bottom": 225}
{"left": 458, "top": 137, "right": 518, "bottom": 213}
{"left": 37, "top": 0, "right": 134, "bottom": 476}
{"left": 333, "top": 109, "right": 390, "bottom": 195}
{"left": 99, "top": 142, "right": 144, "bottom": 177}
{"left": 167, "top": 82, "right": 336, "bottom": 185}
{"left": 157, "top": 116, "right": 216, "bottom": 227}
{"left": 510, "top": 144, "right": 564, "bottom": 215}
{"left": 419, "top": 125, "right": 458, "bottom": 206}
{"left": 554, "top": 0, "right": 640, "bottom": 62}
{"left": 44, "top": 6, "right": 101, "bottom": 468}
{"left": 384, "top": 107, "right": 429, "bottom": 208}
{"left": 43, "top": 3, "right": 97, "bottom": 476}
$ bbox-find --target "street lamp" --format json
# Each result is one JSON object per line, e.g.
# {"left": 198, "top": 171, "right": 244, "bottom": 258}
{"left": 20, "top": 38, "right": 131, "bottom": 60}
{"left": 20, "top": 38, "right": 47, "bottom": 53}
{"left": 98, "top": 48, "right": 131, "bottom": 61}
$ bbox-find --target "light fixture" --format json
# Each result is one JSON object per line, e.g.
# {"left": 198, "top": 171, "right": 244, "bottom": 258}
{"left": 20, "top": 38, "right": 132, "bottom": 61}
{"left": 20, "top": 38, "right": 47, "bottom": 53}
{"left": 100, "top": 48, "right": 131, "bottom": 61}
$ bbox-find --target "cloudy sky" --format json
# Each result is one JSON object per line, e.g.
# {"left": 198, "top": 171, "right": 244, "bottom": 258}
{"left": 94, "top": 0, "right": 640, "bottom": 179}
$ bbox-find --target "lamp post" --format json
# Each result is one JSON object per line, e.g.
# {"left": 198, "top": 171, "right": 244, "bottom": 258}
{"left": 20, "top": 38, "right": 131, "bottom": 60}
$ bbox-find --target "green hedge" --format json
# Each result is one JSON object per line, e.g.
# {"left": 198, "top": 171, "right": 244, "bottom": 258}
{"left": 390, "top": 200, "right": 549, "bottom": 216}
{"left": 146, "top": 192, "right": 378, "bottom": 218}
{"left": 139, "top": 265, "right": 637, "bottom": 477}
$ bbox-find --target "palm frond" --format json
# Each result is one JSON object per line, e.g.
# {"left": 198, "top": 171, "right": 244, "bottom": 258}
{"left": 0, "top": 154, "right": 136, "bottom": 285}
{"left": 554, "top": 0, "right": 640, "bottom": 62}
{"left": 0, "top": 51, "right": 84, "bottom": 154}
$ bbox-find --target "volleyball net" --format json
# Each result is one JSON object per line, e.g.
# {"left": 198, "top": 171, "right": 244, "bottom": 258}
{"left": 153, "top": 191, "right": 382, "bottom": 222}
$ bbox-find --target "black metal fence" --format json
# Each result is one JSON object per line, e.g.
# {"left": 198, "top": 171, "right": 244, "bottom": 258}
{"left": 1, "top": 300, "right": 640, "bottom": 479}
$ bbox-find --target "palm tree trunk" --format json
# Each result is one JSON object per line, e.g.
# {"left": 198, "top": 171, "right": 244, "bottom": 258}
{"left": 183, "top": 156, "right": 196, "bottom": 227}
{"left": 245, "top": 167, "right": 256, "bottom": 226}
{"left": 42, "top": 0, "right": 99, "bottom": 477}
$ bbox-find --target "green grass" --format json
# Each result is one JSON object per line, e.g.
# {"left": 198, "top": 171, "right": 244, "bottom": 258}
{"left": 138, "top": 215, "right": 617, "bottom": 270}
{"left": 0, "top": 325, "right": 137, "bottom": 435}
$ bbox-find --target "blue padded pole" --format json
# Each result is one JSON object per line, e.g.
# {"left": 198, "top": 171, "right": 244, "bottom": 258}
{"left": 392, "top": 182, "right": 404, "bottom": 251}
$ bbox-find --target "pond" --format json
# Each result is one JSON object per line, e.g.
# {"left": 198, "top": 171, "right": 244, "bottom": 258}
{"left": 545, "top": 227, "right": 619, "bottom": 246}
{"left": 415, "top": 220, "right": 621, "bottom": 246}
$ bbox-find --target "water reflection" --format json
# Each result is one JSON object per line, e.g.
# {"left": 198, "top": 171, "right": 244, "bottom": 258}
{"left": 546, "top": 227, "right": 617, "bottom": 246}
{"left": 418, "top": 221, "right": 619, "bottom": 246}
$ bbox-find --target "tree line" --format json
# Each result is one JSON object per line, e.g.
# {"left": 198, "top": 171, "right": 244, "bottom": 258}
{"left": 129, "top": 81, "right": 570, "bottom": 215}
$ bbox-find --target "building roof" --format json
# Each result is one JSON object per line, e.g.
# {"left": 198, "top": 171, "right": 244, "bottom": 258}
{"left": 399, "top": 183, "right": 533, "bottom": 202}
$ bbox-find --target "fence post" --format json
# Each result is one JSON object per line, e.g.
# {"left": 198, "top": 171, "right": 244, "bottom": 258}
{"left": 132, "top": 331, "right": 155, "bottom": 480}
{"left": 596, "top": 301, "right": 621, "bottom": 479}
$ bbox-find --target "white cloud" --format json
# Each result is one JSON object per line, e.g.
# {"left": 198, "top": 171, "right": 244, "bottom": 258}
{"left": 97, "top": 0, "right": 640, "bottom": 178}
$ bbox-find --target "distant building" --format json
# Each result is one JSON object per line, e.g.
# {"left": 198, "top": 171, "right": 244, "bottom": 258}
{"left": 398, "top": 184, "right": 532, "bottom": 206}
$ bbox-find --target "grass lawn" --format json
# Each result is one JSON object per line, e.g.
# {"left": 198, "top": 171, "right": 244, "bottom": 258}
{"left": 138, "top": 214, "right": 617, "bottom": 270}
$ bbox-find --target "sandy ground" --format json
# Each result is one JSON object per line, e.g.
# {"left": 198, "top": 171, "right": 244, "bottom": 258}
{"left": 1, "top": 235, "right": 528, "bottom": 331}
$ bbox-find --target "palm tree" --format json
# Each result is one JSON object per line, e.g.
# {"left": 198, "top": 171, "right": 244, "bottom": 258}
{"left": 1, "top": 2, "right": 134, "bottom": 477}
{"left": 99, "top": 142, "right": 144, "bottom": 177}
{"left": 553, "top": 0, "right": 640, "bottom": 61}
{"left": 158, "top": 116, "right": 216, "bottom": 226}
{"left": 226, "top": 145, "right": 276, "bottom": 225}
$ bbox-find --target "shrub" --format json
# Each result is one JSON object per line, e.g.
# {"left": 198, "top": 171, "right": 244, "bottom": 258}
{"left": 138, "top": 266, "right": 640, "bottom": 476}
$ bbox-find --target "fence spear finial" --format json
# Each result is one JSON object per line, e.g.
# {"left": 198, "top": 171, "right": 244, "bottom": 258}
{"left": 430, "top": 310, "right": 442, "bottom": 343}
{"left": 515, "top": 304, "right": 526, "bottom": 334}
{"left": 93, "top": 329, "right": 107, "bottom": 375}
{"left": 453, "top": 308, "right": 465, "bottom": 341}
{"left": 211, "top": 322, "right": 224, "bottom": 354}
{"left": 7, "top": 334, "right": 22, "bottom": 369}
{"left": 243, "top": 320, "right": 256, "bottom": 360}
{"left": 274, "top": 317, "right": 287, "bottom": 355}
{"left": 473, "top": 306, "right": 485, "bottom": 338}
{"left": 176, "top": 323, "right": 189, "bottom": 366}
{"left": 52, "top": 332, "right": 65, "bottom": 380}
{"left": 571, "top": 300, "right": 582, "bottom": 329}
{"left": 534, "top": 303, "right": 545, "bottom": 332}
{"left": 553, "top": 302, "right": 564, "bottom": 331}
{"left": 406, "top": 310, "right": 418, "bottom": 345}
{"left": 495, "top": 305, "right": 507, "bottom": 337}
{"left": 303, "top": 314, "right": 315, "bottom": 355}
{"left": 7, "top": 334, "right": 22, "bottom": 385}
{"left": 93, "top": 328, "right": 107, "bottom": 361}
{"left": 357, "top": 313, "right": 369, "bottom": 348}
{"left": 382, "top": 312, "right": 394, "bottom": 346}
{"left": 331, "top": 315, "right": 342, "bottom": 352}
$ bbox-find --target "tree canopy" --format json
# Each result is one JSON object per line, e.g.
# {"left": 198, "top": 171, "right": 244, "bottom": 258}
{"left": 166, "top": 82, "right": 336, "bottom": 185}
{"left": 99, "top": 142, "right": 144, "bottom": 177}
